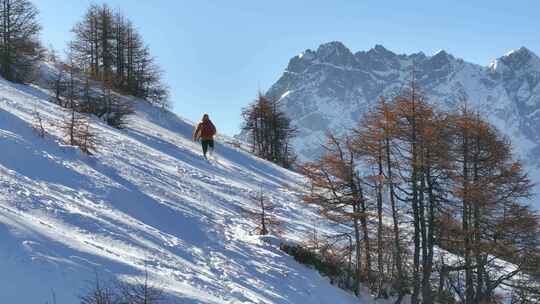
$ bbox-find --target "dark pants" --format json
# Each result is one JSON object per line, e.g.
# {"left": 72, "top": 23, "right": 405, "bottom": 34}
{"left": 201, "top": 139, "right": 214, "bottom": 157}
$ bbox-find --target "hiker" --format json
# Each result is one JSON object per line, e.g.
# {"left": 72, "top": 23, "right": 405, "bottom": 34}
{"left": 193, "top": 113, "right": 217, "bottom": 159}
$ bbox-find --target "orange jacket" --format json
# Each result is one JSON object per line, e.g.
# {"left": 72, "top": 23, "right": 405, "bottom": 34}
{"left": 193, "top": 119, "right": 216, "bottom": 140}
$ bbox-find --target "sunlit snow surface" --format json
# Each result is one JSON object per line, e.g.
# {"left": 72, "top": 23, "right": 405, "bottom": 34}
{"left": 0, "top": 74, "right": 362, "bottom": 303}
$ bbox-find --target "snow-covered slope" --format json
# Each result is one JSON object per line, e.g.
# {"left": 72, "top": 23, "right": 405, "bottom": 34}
{"left": 0, "top": 77, "right": 361, "bottom": 303}
{"left": 267, "top": 42, "right": 540, "bottom": 207}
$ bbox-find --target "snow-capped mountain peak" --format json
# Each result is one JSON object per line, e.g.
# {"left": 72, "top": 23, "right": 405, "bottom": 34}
{"left": 490, "top": 46, "right": 540, "bottom": 74}
{"left": 365, "top": 44, "right": 396, "bottom": 58}
{"left": 266, "top": 42, "right": 540, "bottom": 208}
{"left": 314, "top": 41, "right": 356, "bottom": 67}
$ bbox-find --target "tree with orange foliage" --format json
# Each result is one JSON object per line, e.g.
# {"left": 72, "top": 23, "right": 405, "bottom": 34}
{"left": 352, "top": 97, "right": 407, "bottom": 300}
{"left": 300, "top": 132, "right": 373, "bottom": 295}
{"left": 300, "top": 85, "right": 539, "bottom": 303}
{"left": 448, "top": 107, "right": 535, "bottom": 304}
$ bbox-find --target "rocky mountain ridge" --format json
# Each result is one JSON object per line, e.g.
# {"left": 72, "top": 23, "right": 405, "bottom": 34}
{"left": 267, "top": 42, "right": 540, "bottom": 171}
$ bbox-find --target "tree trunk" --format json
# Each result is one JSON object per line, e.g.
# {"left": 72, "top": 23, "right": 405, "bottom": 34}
{"left": 472, "top": 129, "right": 485, "bottom": 303}
{"left": 462, "top": 126, "right": 474, "bottom": 304}
{"left": 385, "top": 136, "right": 405, "bottom": 303}
{"left": 352, "top": 207, "right": 362, "bottom": 296}
{"left": 410, "top": 88, "right": 422, "bottom": 304}
{"left": 359, "top": 185, "right": 373, "bottom": 282}
{"left": 422, "top": 161, "right": 435, "bottom": 304}
{"left": 376, "top": 145, "right": 385, "bottom": 296}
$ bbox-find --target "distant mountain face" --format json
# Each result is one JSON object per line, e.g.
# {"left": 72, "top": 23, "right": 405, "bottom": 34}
{"left": 266, "top": 42, "right": 540, "bottom": 173}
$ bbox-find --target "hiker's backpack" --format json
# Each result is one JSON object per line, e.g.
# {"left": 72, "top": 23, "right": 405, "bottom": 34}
{"left": 200, "top": 121, "right": 216, "bottom": 138}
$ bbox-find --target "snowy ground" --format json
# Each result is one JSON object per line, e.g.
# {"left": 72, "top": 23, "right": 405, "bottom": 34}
{"left": 0, "top": 77, "right": 364, "bottom": 303}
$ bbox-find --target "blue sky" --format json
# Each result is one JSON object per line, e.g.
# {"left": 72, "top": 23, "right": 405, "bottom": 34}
{"left": 37, "top": 0, "right": 539, "bottom": 135}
